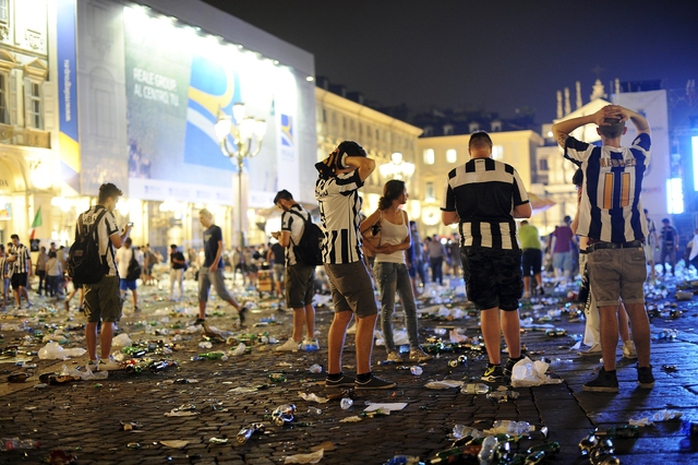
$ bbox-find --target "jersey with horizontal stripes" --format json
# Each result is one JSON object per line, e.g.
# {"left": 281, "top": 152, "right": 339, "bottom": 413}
{"left": 315, "top": 170, "right": 364, "bottom": 264}
{"left": 76, "top": 205, "right": 120, "bottom": 277}
{"left": 9, "top": 243, "right": 31, "bottom": 273}
{"left": 441, "top": 157, "right": 529, "bottom": 250}
{"left": 564, "top": 134, "right": 650, "bottom": 243}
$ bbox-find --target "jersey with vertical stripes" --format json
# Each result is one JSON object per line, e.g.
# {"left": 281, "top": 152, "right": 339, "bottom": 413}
{"left": 9, "top": 243, "right": 31, "bottom": 273}
{"left": 563, "top": 134, "right": 651, "bottom": 243}
{"left": 282, "top": 203, "right": 310, "bottom": 266}
{"left": 441, "top": 157, "right": 529, "bottom": 250}
{"left": 76, "top": 205, "right": 120, "bottom": 277}
{"left": 315, "top": 170, "right": 364, "bottom": 264}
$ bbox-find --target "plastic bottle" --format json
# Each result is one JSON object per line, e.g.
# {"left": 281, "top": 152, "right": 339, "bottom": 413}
{"left": 340, "top": 398, "right": 353, "bottom": 410}
{"left": 461, "top": 383, "right": 490, "bottom": 395}
{"left": 0, "top": 438, "right": 40, "bottom": 451}
{"left": 308, "top": 364, "right": 322, "bottom": 374}
{"left": 486, "top": 391, "right": 520, "bottom": 402}
{"left": 236, "top": 423, "right": 265, "bottom": 445}
{"left": 272, "top": 404, "right": 296, "bottom": 426}
{"left": 7, "top": 373, "right": 30, "bottom": 383}
{"left": 426, "top": 447, "right": 464, "bottom": 464}
{"left": 198, "top": 351, "right": 225, "bottom": 360}
{"left": 410, "top": 366, "right": 423, "bottom": 376}
{"left": 594, "top": 425, "right": 639, "bottom": 439}
{"left": 477, "top": 435, "right": 498, "bottom": 465}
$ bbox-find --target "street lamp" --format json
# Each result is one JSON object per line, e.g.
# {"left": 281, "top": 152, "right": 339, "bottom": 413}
{"left": 214, "top": 103, "right": 267, "bottom": 250}
{"left": 379, "top": 152, "right": 415, "bottom": 183}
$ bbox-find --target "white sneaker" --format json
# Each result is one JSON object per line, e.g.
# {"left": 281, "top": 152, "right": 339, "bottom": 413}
{"left": 577, "top": 343, "right": 602, "bottom": 357}
{"left": 386, "top": 351, "right": 403, "bottom": 363}
{"left": 98, "top": 357, "right": 122, "bottom": 371}
{"left": 301, "top": 338, "right": 320, "bottom": 351}
{"left": 276, "top": 339, "right": 300, "bottom": 352}
{"left": 622, "top": 340, "right": 638, "bottom": 360}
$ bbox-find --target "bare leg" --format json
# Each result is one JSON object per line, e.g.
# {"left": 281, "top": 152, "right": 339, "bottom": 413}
{"left": 291, "top": 308, "right": 304, "bottom": 342}
{"left": 198, "top": 301, "right": 206, "bottom": 319}
{"left": 355, "top": 313, "right": 377, "bottom": 375}
{"left": 480, "top": 307, "right": 501, "bottom": 365}
{"left": 99, "top": 321, "right": 114, "bottom": 359}
{"left": 599, "top": 305, "right": 619, "bottom": 371}
{"left": 303, "top": 304, "right": 316, "bottom": 340}
{"left": 85, "top": 322, "right": 99, "bottom": 361}
{"left": 327, "top": 311, "right": 352, "bottom": 374}
{"left": 501, "top": 309, "right": 521, "bottom": 359}
{"left": 523, "top": 276, "right": 531, "bottom": 295}
{"left": 625, "top": 302, "right": 651, "bottom": 367}
{"left": 617, "top": 301, "right": 631, "bottom": 342}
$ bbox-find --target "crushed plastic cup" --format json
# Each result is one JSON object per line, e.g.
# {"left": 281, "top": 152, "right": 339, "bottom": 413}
{"left": 272, "top": 404, "right": 296, "bottom": 426}
{"left": 340, "top": 398, "right": 353, "bottom": 410}
{"left": 410, "top": 366, "right": 423, "bottom": 376}
{"left": 308, "top": 364, "right": 322, "bottom": 374}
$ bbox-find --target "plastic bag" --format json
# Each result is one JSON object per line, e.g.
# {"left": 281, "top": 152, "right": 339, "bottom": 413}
{"left": 112, "top": 333, "right": 132, "bottom": 347}
{"left": 38, "top": 342, "right": 86, "bottom": 360}
{"left": 510, "top": 357, "right": 563, "bottom": 387}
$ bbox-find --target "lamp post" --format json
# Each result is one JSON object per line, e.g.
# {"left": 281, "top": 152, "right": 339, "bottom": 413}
{"left": 214, "top": 103, "right": 267, "bottom": 250}
{"left": 379, "top": 152, "right": 415, "bottom": 183}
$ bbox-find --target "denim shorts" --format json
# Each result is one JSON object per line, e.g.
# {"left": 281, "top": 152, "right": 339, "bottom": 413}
{"left": 587, "top": 246, "right": 646, "bottom": 307}
{"left": 461, "top": 247, "right": 522, "bottom": 311}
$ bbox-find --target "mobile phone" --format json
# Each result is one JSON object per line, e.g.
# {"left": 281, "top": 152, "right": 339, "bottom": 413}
{"left": 127, "top": 222, "right": 134, "bottom": 227}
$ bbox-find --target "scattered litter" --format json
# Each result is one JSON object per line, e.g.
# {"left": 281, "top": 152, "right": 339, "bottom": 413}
{"left": 112, "top": 333, "right": 132, "bottom": 347}
{"left": 511, "top": 357, "right": 562, "bottom": 387}
{"left": 425, "top": 380, "right": 463, "bottom": 390}
{"left": 629, "top": 409, "right": 682, "bottom": 426}
{"left": 284, "top": 448, "right": 324, "bottom": 464}
{"left": 339, "top": 416, "right": 362, "bottom": 423}
{"left": 363, "top": 403, "right": 407, "bottom": 414}
{"left": 299, "top": 393, "right": 329, "bottom": 404}
{"left": 38, "top": 342, "right": 86, "bottom": 360}
{"left": 161, "top": 440, "right": 188, "bottom": 449}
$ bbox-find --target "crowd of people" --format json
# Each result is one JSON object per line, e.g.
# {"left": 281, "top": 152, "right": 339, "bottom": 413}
{"left": 2, "top": 105, "right": 693, "bottom": 396}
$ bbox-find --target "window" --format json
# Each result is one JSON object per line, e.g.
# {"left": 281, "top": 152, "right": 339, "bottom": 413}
{"left": 443, "top": 124, "right": 453, "bottom": 135}
{"left": 492, "top": 145, "right": 503, "bottom": 160}
{"left": 423, "top": 148, "right": 435, "bottom": 165}
{"left": 491, "top": 121, "right": 502, "bottom": 132}
{"left": 446, "top": 149, "right": 457, "bottom": 163}
{"left": 375, "top": 128, "right": 379, "bottom": 141}
{"left": 29, "top": 82, "right": 42, "bottom": 129}
{"left": 0, "top": 73, "right": 7, "bottom": 124}
{"left": 322, "top": 108, "right": 326, "bottom": 123}
{"left": 539, "top": 158, "right": 549, "bottom": 171}
{"left": 342, "top": 116, "right": 346, "bottom": 129}
{"left": 359, "top": 123, "right": 362, "bottom": 136}
{"left": 425, "top": 182, "right": 435, "bottom": 202}
{"left": 423, "top": 126, "right": 433, "bottom": 136}
{"left": 0, "top": 0, "right": 8, "bottom": 23}
{"left": 469, "top": 122, "right": 479, "bottom": 133}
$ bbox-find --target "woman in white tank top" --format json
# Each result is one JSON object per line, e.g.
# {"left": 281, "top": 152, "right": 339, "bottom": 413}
{"left": 360, "top": 180, "right": 432, "bottom": 363}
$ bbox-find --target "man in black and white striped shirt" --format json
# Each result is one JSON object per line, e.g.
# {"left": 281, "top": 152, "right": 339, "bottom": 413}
{"left": 8, "top": 234, "right": 32, "bottom": 309}
{"left": 442, "top": 131, "right": 531, "bottom": 384}
{"left": 315, "top": 141, "right": 395, "bottom": 390}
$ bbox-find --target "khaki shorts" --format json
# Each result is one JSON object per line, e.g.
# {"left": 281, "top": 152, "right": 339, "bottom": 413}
{"left": 588, "top": 247, "right": 646, "bottom": 307}
{"left": 324, "top": 261, "right": 377, "bottom": 318}
{"left": 84, "top": 275, "right": 122, "bottom": 323}
{"left": 285, "top": 263, "right": 315, "bottom": 308}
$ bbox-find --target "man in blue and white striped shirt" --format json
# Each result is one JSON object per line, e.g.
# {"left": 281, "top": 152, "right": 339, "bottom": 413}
{"left": 315, "top": 141, "right": 395, "bottom": 390}
{"left": 553, "top": 104, "right": 653, "bottom": 393}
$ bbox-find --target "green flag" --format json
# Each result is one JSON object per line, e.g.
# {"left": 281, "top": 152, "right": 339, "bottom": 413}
{"left": 31, "top": 206, "right": 42, "bottom": 228}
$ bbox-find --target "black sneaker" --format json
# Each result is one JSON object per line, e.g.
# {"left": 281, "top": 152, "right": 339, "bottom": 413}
{"left": 354, "top": 374, "right": 396, "bottom": 390}
{"left": 324, "top": 374, "right": 356, "bottom": 388}
{"left": 637, "top": 365, "right": 655, "bottom": 389}
{"left": 238, "top": 306, "right": 247, "bottom": 326}
{"left": 583, "top": 368, "right": 619, "bottom": 393}
{"left": 503, "top": 356, "right": 525, "bottom": 382}
{"left": 194, "top": 318, "right": 205, "bottom": 326}
{"left": 481, "top": 364, "right": 504, "bottom": 383}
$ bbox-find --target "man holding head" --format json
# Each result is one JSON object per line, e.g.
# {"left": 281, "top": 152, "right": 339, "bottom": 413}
{"left": 552, "top": 104, "right": 653, "bottom": 392}
{"left": 315, "top": 141, "right": 395, "bottom": 390}
{"left": 442, "top": 131, "right": 532, "bottom": 384}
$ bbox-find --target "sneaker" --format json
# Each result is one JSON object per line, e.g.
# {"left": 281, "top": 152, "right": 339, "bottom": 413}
{"left": 238, "top": 306, "right": 247, "bottom": 326}
{"left": 387, "top": 350, "right": 404, "bottom": 363}
{"left": 301, "top": 338, "right": 320, "bottom": 351}
{"left": 622, "top": 340, "right": 637, "bottom": 360}
{"left": 583, "top": 368, "right": 619, "bottom": 393}
{"left": 637, "top": 365, "right": 655, "bottom": 389}
{"left": 324, "top": 374, "right": 355, "bottom": 388}
{"left": 133, "top": 306, "right": 141, "bottom": 313}
{"left": 522, "top": 292, "right": 531, "bottom": 299}
{"left": 355, "top": 374, "right": 396, "bottom": 390}
{"left": 275, "top": 338, "right": 300, "bottom": 352}
{"left": 87, "top": 359, "right": 100, "bottom": 372}
{"left": 97, "top": 357, "right": 122, "bottom": 371}
{"left": 193, "top": 318, "right": 205, "bottom": 326}
{"left": 578, "top": 343, "right": 602, "bottom": 357}
{"left": 409, "top": 348, "right": 433, "bottom": 362}
{"left": 537, "top": 286, "right": 545, "bottom": 296}
{"left": 503, "top": 356, "right": 525, "bottom": 381}
{"left": 481, "top": 364, "right": 505, "bottom": 383}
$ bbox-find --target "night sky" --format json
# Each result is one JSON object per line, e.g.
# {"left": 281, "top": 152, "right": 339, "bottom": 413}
{"left": 201, "top": 0, "right": 698, "bottom": 125}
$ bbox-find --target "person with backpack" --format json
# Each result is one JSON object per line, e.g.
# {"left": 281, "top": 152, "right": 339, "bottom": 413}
{"left": 271, "top": 189, "right": 319, "bottom": 352}
{"left": 8, "top": 234, "right": 32, "bottom": 310}
{"left": 169, "top": 244, "right": 186, "bottom": 301}
{"left": 116, "top": 237, "right": 140, "bottom": 312}
{"left": 74, "top": 182, "right": 132, "bottom": 371}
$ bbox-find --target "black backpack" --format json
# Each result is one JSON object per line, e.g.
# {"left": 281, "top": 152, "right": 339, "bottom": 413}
{"left": 67, "top": 209, "right": 108, "bottom": 284}
{"left": 289, "top": 210, "right": 324, "bottom": 266}
{"left": 126, "top": 252, "right": 142, "bottom": 281}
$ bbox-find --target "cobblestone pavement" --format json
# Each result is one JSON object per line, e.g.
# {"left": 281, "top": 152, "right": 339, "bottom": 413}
{"left": 1, "top": 272, "right": 698, "bottom": 464}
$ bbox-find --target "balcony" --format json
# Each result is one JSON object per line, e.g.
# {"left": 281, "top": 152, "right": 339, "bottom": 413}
{"left": 0, "top": 123, "right": 50, "bottom": 148}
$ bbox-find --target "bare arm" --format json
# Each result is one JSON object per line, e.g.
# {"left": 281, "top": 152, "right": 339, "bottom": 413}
{"left": 360, "top": 210, "right": 382, "bottom": 234}
{"left": 513, "top": 202, "right": 532, "bottom": 218}
{"left": 344, "top": 155, "right": 376, "bottom": 182}
{"left": 110, "top": 224, "right": 132, "bottom": 249}
{"left": 551, "top": 105, "right": 623, "bottom": 147}
{"left": 622, "top": 107, "right": 650, "bottom": 135}
{"left": 441, "top": 210, "right": 459, "bottom": 226}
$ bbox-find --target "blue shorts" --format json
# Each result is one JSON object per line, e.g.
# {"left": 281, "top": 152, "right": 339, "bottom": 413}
{"left": 120, "top": 279, "right": 137, "bottom": 291}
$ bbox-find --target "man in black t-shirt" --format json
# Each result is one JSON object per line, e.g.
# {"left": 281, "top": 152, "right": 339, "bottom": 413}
{"left": 196, "top": 209, "right": 246, "bottom": 326}
{"left": 659, "top": 218, "right": 679, "bottom": 276}
{"left": 169, "top": 244, "right": 186, "bottom": 301}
